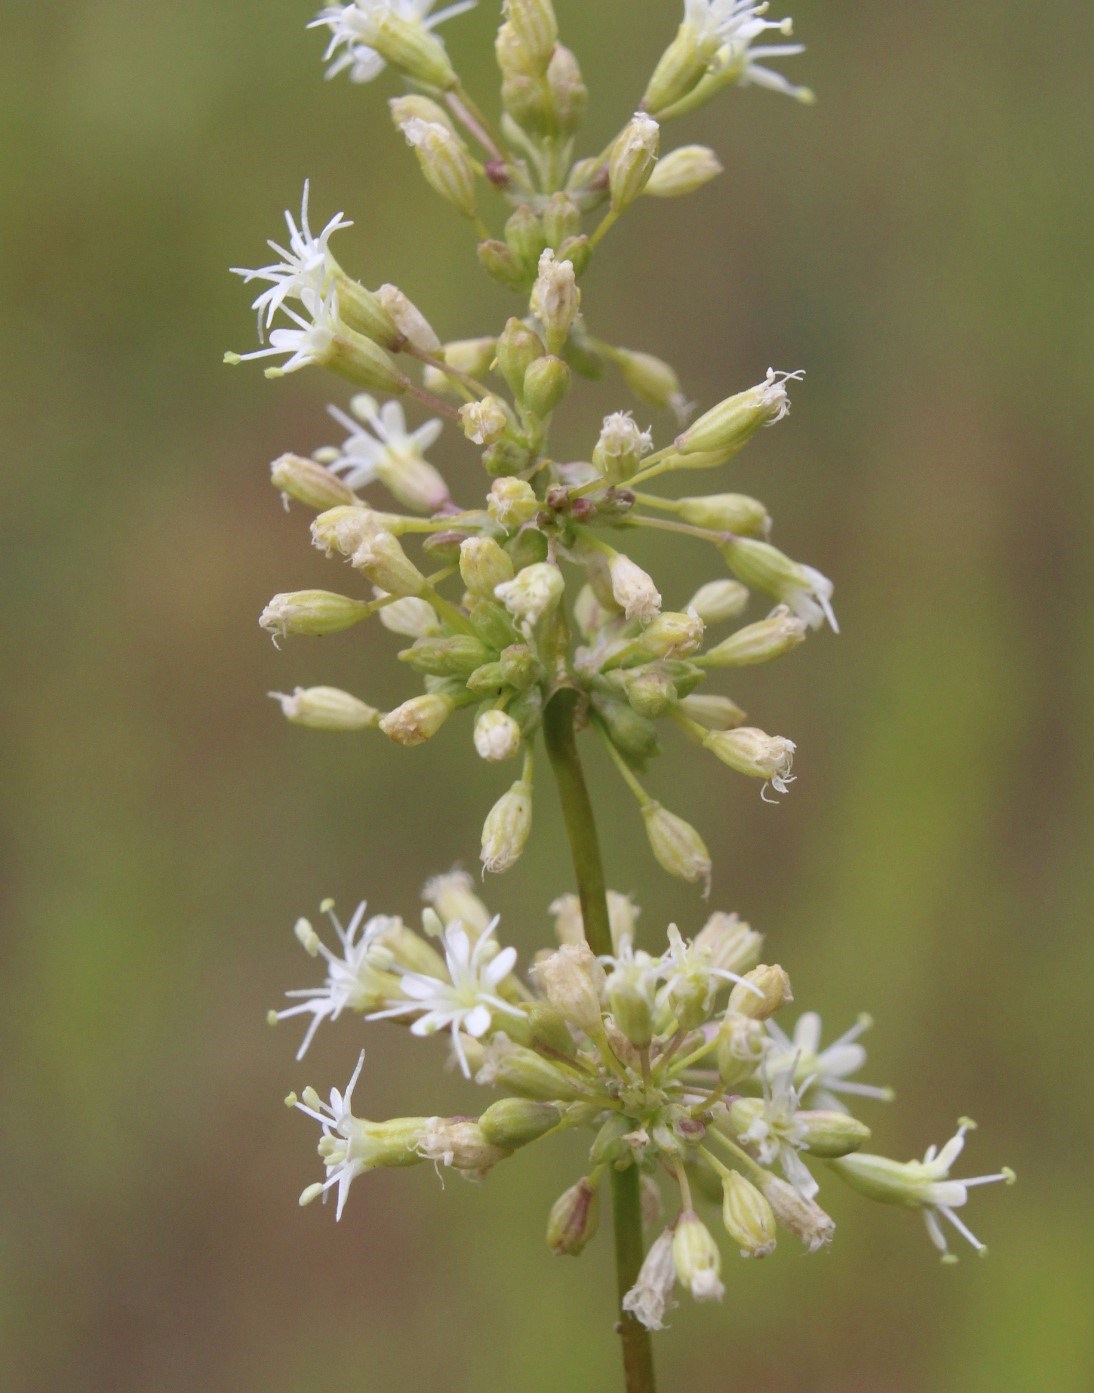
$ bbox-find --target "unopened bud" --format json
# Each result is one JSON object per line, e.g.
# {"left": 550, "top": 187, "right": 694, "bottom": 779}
{"left": 479, "top": 1098, "right": 561, "bottom": 1149}
{"left": 794, "top": 1111, "right": 872, "bottom": 1159}
{"left": 422, "top": 869, "right": 492, "bottom": 936}
{"left": 633, "top": 608, "right": 705, "bottom": 659}
{"left": 270, "top": 686, "right": 379, "bottom": 731}
{"left": 376, "top": 592, "right": 441, "bottom": 638}
{"left": 376, "top": 283, "right": 440, "bottom": 355}
{"left": 523, "top": 354, "right": 571, "bottom": 415}
{"left": 474, "top": 709, "right": 523, "bottom": 762}
{"left": 546, "top": 44, "right": 587, "bottom": 135}
{"left": 503, "top": 0, "right": 557, "bottom": 69}
{"left": 460, "top": 395, "right": 511, "bottom": 446}
{"left": 533, "top": 943, "right": 605, "bottom": 1035}
{"left": 595, "top": 698, "right": 659, "bottom": 764}
{"left": 678, "top": 492, "right": 770, "bottom": 536}
{"left": 399, "top": 634, "right": 492, "bottom": 677}
{"left": 720, "top": 537, "right": 838, "bottom": 632}
{"left": 606, "top": 962, "right": 655, "bottom": 1050}
{"left": 476, "top": 1033, "right": 587, "bottom": 1099}
{"left": 499, "top": 642, "right": 542, "bottom": 690}
{"left": 494, "top": 562, "right": 564, "bottom": 629}
{"left": 495, "top": 317, "right": 545, "bottom": 396}
{"left": 367, "top": 12, "right": 459, "bottom": 89}
{"left": 423, "top": 337, "right": 496, "bottom": 397}
{"left": 542, "top": 191, "right": 581, "bottom": 247}
{"left": 352, "top": 529, "right": 427, "bottom": 596}
{"left": 311, "top": 503, "right": 382, "bottom": 560}
{"left": 401, "top": 118, "right": 477, "bottom": 219}
{"left": 729, "top": 964, "right": 793, "bottom": 1020}
{"left": 678, "top": 693, "right": 748, "bottom": 729}
{"left": 271, "top": 453, "right": 356, "bottom": 510}
{"left": 547, "top": 1177, "right": 600, "bottom": 1256}
{"left": 389, "top": 93, "right": 455, "bottom": 134}
{"left": 642, "top": 802, "right": 711, "bottom": 894}
{"left": 608, "top": 112, "right": 660, "bottom": 212}
{"left": 592, "top": 411, "right": 653, "bottom": 483}
{"left": 460, "top": 536, "right": 515, "bottom": 597}
{"left": 694, "top": 912, "right": 763, "bottom": 975}
{"left": 642, "top": 23, "right": 715, "bottom": 116}
{"left": 259, "top": 589, "right": 370, "bottom": 639}
{"left": 757, "top": 1173, "right": 835, "bottom": 1251}
{"left": 672, "top": 1211, "right": 724, "bottom": 1301}
{"left": 530, "top": 250, "right": 580, "bottom": 354}
{"left": 379, "top": 692, "right": 454, "bottom": 746}
{"left": 481, "top": 778, "right": 533, "bottom": 873}
{"left": 525, "top": 1002, "right": 579, "bottom": 1058}
{"left": 716, "top": 1012, "right": 768, "bottom": 1085}
{"left": 703, "top": 607, "right": 808, "bottom": 666}
{"left": 644, "top": 145, "right": 723, "bottom": 198}
{"left": 702, "top": 727, "right": 797, "bottom": 791}
{"left": 607, "top": 552, "right": 662, "bottom": 624}
{"left": 675, "top": 369, "right": 800, "bottom": 456}
{"left": 721, "top": 1170, "right": 777, "bottom": 1258}
{"left": 478, "top": 238, "right": 528, "bottom": 290}
{"left": 687, "top": 579, "right": 749, "bottom": 625}
{"left": 613, "top": 348, "right": 689, "bottom": 420}
{"left": 623, "top": 668, "right": 678, "bottom": 719}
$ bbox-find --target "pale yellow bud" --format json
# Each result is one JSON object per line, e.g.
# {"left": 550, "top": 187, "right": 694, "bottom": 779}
{"left": 401, "top": 118, "right": 477, "bottom": 219}
{"left": 460, "top": 396, "right": 510, "bottom": 446}
{"left": 366, "top": 12, "right": 459, "bottom": 89}
{"left": 672, "top": 1211, "right": 724, "bottom": 1302}
{"left": 729, "top": 964, "right": 793, "bottom": 1020}
{"left": 379, "top": 692, "right": 454, "bottom": 746}
{"left": 702, "top": 727, "right": 797, "bottom": 791}
{"left": 644, "top": 145, "right": 723, "bottom": 198}
{"left": 608, "top": 112, "right": 661, "bottom": 212}
{"left": 460, "top": 536, "right": 515, "bottom": 597}
{"left": 421, "top": 870, "right": 492, "bottom": 937}
{"left": 642, "top": 802, "right": 711, "bottom": 894}
{"left": 634, "top": 607, "right": 705, "bottom": 659}
{"left": 481, "top": 778, "right": 533, "bottom": 873}
{"left": 474, "top": 709, "right": 523, "bottom": 763}
{"left": 675, "top": 369, "right": 800, "bottom": 456}
{"left": 530, "top": 250, "right": 580, "bottom": 353}
{"left": 678, "top": 693, "right": 748, "bottom": 730}
{"left": 686, "top": 579, "right": 749, "bottom": 625}
{"left": 694, "top": 912, "right": 763, "bottom": 976}
{"left": 389, "top": 93, "right": 455, "bottom": 134}
{"left": 417, "top": 1118, "right": 509, "bottom": 1177}
{"left": 269, "top": 686, "right": 379, "bottom": 731}
{"left": 259, "top": 589, "right": 370, "bottom": 640}
{"left": 375, "top": 592, "right": 442, "bottom": 638}
{"left": 609, "top": 553, "right": 662, "bottom": 623}
{"left": 702, "top": 607, "right": 808, "bottom": 666}
{"left": 352, "top": 529, "right": 427, "bottom": 596}
{"left": 721, "top": 1170, "right": 777, "bottom": 1258}
{"left": 677, "top": 492, "right": 770, "bottom": 536}
{"left": 613, "top": 348, "right": 689, "bottom": 421}
{"left": 270, "top": 453, "right": 356, "bottom": 510}
{"left": 533, "top": 943, "right": 606, "bottom": 1035}
{"left": 375, "top": 283, "right": 440, "bottom": 355}
{"left": 494, "top": 562, "right": 564, "bottom": 629}
{"left": 503, "top": 0, "right": 558, "bottom": 69}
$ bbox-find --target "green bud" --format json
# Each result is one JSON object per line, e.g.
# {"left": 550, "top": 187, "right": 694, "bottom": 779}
{"left": 503, "top": 0, "right": 557, "bottom": 69}
{"left": 378, "top": 692, "right": 454, "bottom": 747}
{"left": 388, "top": 93, "right": 455, "bottom": 134}
{"left": 505, "top": 685, "right": 543, "bottom": 738}
{"left": 547, "top": 1178, "right": 600, "bottom": 1256}
{"left": 499, "top": 642, "right": 542, "bottom": 690}
{"left": 716, "top": 1012, "right": 767, "bottom": 1085}
{"left": 594, "top": 696, "right": 660, "bottom": 764}
{"left": 644, "top": 144, "right": 723, "bottom": 198}
{"left": 369, "top": 12, "right": 458, "bottom": 89}
{"left": 543, "top": 192, "right": 582, "bottom": 248}
{"left": 402, "top": 119, "right": 478, "bottom": 219}
{"left": 479, "top": 1097, "right": 561, "bottom": 1149}
{"left": 269, "top": 686, "right": 379, "bottom": 731}
{"left": 477, "top": 1033, "right": 587, "bottom": 1100}
{"left": 496, "top": 316, "right": 546, "bottom": 397}
{"left": 546, "top": 44, "right": 587, "bottom": 135}
{"left": 642, "top": 802, "right": 711, "bottom": 893}
{"left": 466, "top": 662, "right": 507, "bottom": 696}
{"left": 613, "top": 347, "right": 688, "bottom": 418}
{"left": 533, "top": 942, "right": 605, "bottom": 1035}
{"left": 259, "top": 589, "right": 371, "bottom": 640}
{"left": 608, "top": 112, "right": 660, "bottom": 212}
{"left": 270, "top": 453, "right": 356, "bottom": 511}
{"left": 483, "top": 439, "right": 535, "bottom": 477}
{"left": 398, "top": 634, "right": 492, "bottom": 677}
{"left": 641, "top": 24, "right": 712, "bottom": 116}
{"left": 729, "top": 964, "right": 793, "bottom": 1020}
{"left": 488, "top": 476, "right": 540, "bottom": 529}
{"left": 623, "top": 668, "right": 678, "bottom": 719}
{"left": 795, "top": 1111, "right": 872, "bottom": 1159}
{"left": 632, "top": 609, "right": 705, "bottom": 661}
{"left": 523, "top": 354, "right": 572, "bottom": 415}
{"left": 675, "top": 370, "right": 800, "bottom": 455}
{"left": 352, "top": 529, "right": 427, "bottom": 596}
{"left": 505, "top": 203, "right": 548, "bottom": 271}
{"left": 672, "top": 1210, "right": 723, "bottom": 1301}
{"left": 721, "top": 1170, "right": 777, "bottom": 1258}
{"left": 481, "top": 778, "right": 533, "bottom": 873}
{"left": 460, "top": 536, "right": 515, "bottom": 598}
{"left": 702, "top": 608, "right": 808, "bottom": 667}
{"left": 678, "top": 693, "right": 748, "bottom": 730}
{"left": 606, "top": 966, "right": 654, "bottom": 1051}
{"left": 504, "top": 526, "right": 549, "bottom": 570}
{"left": 525, "top": 1003, "right": 579, "bottom": 1059}
{"left": 589, "top": 1114, "right": 635, "bottom": 1168}
{"left": 478, "top": 238, "right": 529, "bottom": 291}
{"left": 686, "top": 579, "right": 750, "bottom": 625}
{"left": 677, "top": 493, "right": 770, "bottom": 536}
{"left": 468, "top": 598, "right": 521, "bottom": 650}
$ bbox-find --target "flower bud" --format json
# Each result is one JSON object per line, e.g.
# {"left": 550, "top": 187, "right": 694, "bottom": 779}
{"left": 494, "top": 562, "right": 564, "bottom": 629}
{"left": 417, "top": 1118, "right": 509, "bottom": 1177}
{"left": 729, "top": 964, "right": 793, "bottom": 1020}
{"left": 460, "top": 395, "right": 511, "bottom": 446}
{"left": 525, "top": 1002, "right": 579, "bottom": 1059}
{"left": 399, "top": 635, "right": 492, "bottom": 677}
{"left": 694, "top": 912, "right": 763, "bottom": 975}
{"left": 375, "top": 283, "right": 440, "bottom": 355}
{"left": 721, "top": 1170, "right": 777, "bottom": 1258}
{"left": 686, "top": 579, "right": 749, "bottom": 625}
{"left": 677, "top": 492, "right": 770, "bottom": 536}
{"left": 270, "top": 453, "right": 357, "bottom": 510}
{"left": 460, "top": 536, "right": 515, "bottom": 598}
{"left": 678, "top": 693, "right": 748, "bottom": 730}
{"left": 388, "top": 93, "right": 455, "bottom": 135}
{"left": 259, "top": 589, "right": 372, "bottom": 641}
{"left": 423, "top": 336, "right": 497, "bottom": 396}
{"left": 592, "top": 411, "right": 653, "bottom": 483}
{"left": 675, "top": 369, "right": 800, "bottom": 456}
{"left": 702, "top": 727, "right": 797, "bottom": 790}
{"left": 613, "top": 348, "right": 689, "bottom": 420}
{"left": 542, "top": 191, "right": 581, "bottom": 247}
{"left": 641, "top": 23, "right": 714, "bottom": 116}
{"left": 479, "top": 1098, "right": 561, "bottom": 1149}
{"left": 533, "top": 943, "right": 606, "bottom": 1035}
{"left": 481, "top": 777, "right": 533, "bottom": 873}
{"left": 623, "top": 668, "right": 678, "bottom": 719}
{"left": 478, "top": 238, "right": 528, "bottom": 290}
{"left": 672, "top": 1211, "right": 723, "bottom": 1302}
{"left": 546, "top": 44, "right": 587, "bottom": 135}
{"left": 642, "top": 802, "right": 711, "bottom": 894}
{"left": 523, "top": 354, "right": 572, "bottom": 416}
{"left": 270, "top": 686, "right": 379, "bottom": 731}
{"left": 505, "top": 203, "right": 548, "bottom": 270}
{"left": 794, "top": 1111, "right": 872, "bottom": 1159}
{"left": 421, "top": 869, "right": 492, "bottom": 937}
{"left": 530, "top": 251, "right": 580, "bottom": 354}
{"left": 352, "top": 529, "right": 427, "bottom": 596}
{"left": 474, "top": 709, "right": 523, "bottom": 763}
{"left": 720, "top": 537, "right": 838, "bottom": 632}
{"left": 633, "top": 608, "right": 705, "bottom": 660}
{"left": 401, "top": 118, "right": 478, "bottom": 219}
{"left": 499, "top": 642, "right": 542, "bottom": 690}
{"left": 547, "top": 1177, "right": 600, "bottom": 1256}
{"left": 606, "top": 962, "right": 656, "bottom": 1051}
{"left": 608, "top": 553, "right": 662, "bottom": 623}
{"left": 644, "top": 144, "right": 723, "bottom": 198}
{"left": 310, "top": 503, "right": 383, "bottom": 559}
{"left": 495, "top": 316, "right": 545, "bottom": 396}
{"left": 376, "top": 593, "right": 441, "bottom": 638}
{"left": 379, "top": 693, "right": 454, "bottom": 747}
{"left": 367, "top": 12, "right": 459, "bottom": 90}
{"left": 503, "top": 0, "right": 558, "bottom": 69}
{"left": 703, "top": 607, "right": 808, "bottom": 666}
{"left": 716, "top": 1012, "right": 768, "bottom": 1085}
{"left": 476, "top": 1033, "right": 587, "bottom": 1100}
{"left": 608, "top": 112, "right": 660, "bottom": 212}
{"left": 756, "top": 1172, "right": 835, "bottom": 1251}
{"left": 595, "top": 698, "right": 660, "bottom": 764}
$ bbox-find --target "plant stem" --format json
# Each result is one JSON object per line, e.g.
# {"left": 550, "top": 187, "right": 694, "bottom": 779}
{"left": 543, "top": 688, "right": 658, "bottom": 1393}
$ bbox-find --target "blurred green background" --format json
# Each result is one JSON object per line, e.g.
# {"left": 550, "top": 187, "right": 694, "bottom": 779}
{"left": 3, "top": 2, "right": 1092, "bottom": 1389}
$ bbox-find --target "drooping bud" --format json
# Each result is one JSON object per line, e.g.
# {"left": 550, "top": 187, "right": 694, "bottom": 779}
{"left": 401, "top": 118, "right": 478, "bottom": 220}
{"left": 672, "top": 1211, "right": 724, "bottom": 1302}
{"left": 479, "top": 1098, "right": 561, "bottom": 1150}
{"left": 608, "top": 112, "right": 660, "bottom": 212}
{"left": 269, "top": 686, "right": 379, "bottom": 731}
{"left": 533, "top": 943, "right": 606, "bottom": 1035}
{"left": 259, "top": 589, "right": 371, "bottom": 640}
{"left": 621, "top": 1228, "right": 678, "bottom": 1331}
{"left": 703, "top": 608, "right": 806, "bottom": 667}
{"left": 675, "top": 369, "right": 801, "bottom": 456}
{"left": 729, "top": 964, "right": 793, "bottom": 1020}
{"left": 530, "top": 251, "right": 580, "bottom": 354}
{"left": 379, "top": 692, "right": 454, "bottom": 747}
{"left": 270, "top": 453, "right": 357, "bottom": 510}
{"left": 686, "top": 579, "right": 749, "bottom": 625}
{"left": 642, "top": 802, "right": 712, "bottom": 893}
{"left": 721, "top": 1170, "right": 777, "bottom": 1258}
{"left": 481, "top": 777, "right": 533, "bottom": 873}
{"left": 546, "top": 1177, "right": 600, "bottom": 1256}
{"left": 474, "top": 709, "right": 523, "bottom": 763}
{"left": 644, "top": 145, "right": 723, "bottom": 198}
{"left": 756, "top": 1172, "right": 836, "bottom": 1251}
{"left": 460, "top": 395, "right": 511, "bottom": 446}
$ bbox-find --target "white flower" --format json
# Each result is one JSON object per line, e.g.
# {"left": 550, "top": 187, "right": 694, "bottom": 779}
{"left": 685, "top": 2, "right": 811, "bottom": 102}
{"left": 766, "top": 1011, "right": 892, "bottom": 1112}
{"left": 831, "top": 1120, "right": 1015, "bottom": 1260}
{"left": 324, "top": 394, "right": 446, "bottom": 506}
{"left": 367, "top": 916, "right": 524, "bottom": 1075}
{"left": 657, "top": 923, "right": 756, "bottom": 1024}
{"left": 622, "top": 1227, "right": 678, "bottom": 1330}
{"left": 783, "top": 563, "right": 838, "bottom": 633}
{"left": 310, "top": 1, "right": 477, "bottom": 84}
{"left": 231, "top": 181, "right": 350, "bottom": 332}
{"left": 227, "top": 290, "right": 340, "bottom": 374}
{"left": 733, "top": 1058, "right": 818, "bottom": 1198}
{"left": 270, "top": 901, "right": 398, "bottom": 1059}
{"left": 293, "top": 1051, "right": 369, "bottom": 1220}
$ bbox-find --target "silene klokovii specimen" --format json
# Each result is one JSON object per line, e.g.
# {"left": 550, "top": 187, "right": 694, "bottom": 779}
{"left": 227, "top": 3, "right": 1014, "bottom": 1388}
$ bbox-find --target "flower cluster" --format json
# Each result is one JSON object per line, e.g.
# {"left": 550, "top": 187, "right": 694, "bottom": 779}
{"left": 278, "top": 876, "right": 1014, "bottom": 1318}
{"left": 234, "top": 35, "right": 838, "bottom": 882}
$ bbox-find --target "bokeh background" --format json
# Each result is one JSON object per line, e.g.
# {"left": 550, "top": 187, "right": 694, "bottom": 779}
{"left": 4, "top": 2, "right": 1092, "bottom": 1389}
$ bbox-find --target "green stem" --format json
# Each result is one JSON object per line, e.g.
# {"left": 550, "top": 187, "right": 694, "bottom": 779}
{"left": 543, "top": 688, "right": 658, "bottom": 1393}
